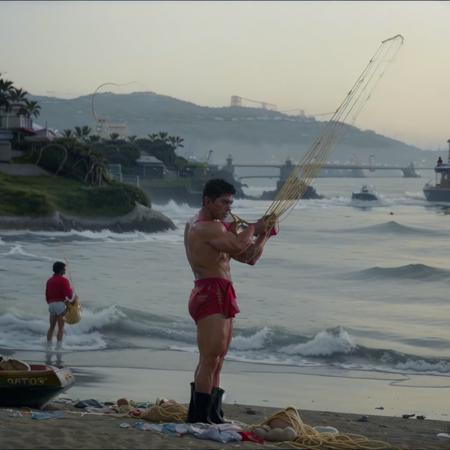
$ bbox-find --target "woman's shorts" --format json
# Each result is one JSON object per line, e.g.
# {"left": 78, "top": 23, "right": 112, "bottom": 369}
{"left": 48, "top": 301, "right": 66, "bottom": 316}
{"left": 188, "top": 278, "right": 240, "bottom": 324}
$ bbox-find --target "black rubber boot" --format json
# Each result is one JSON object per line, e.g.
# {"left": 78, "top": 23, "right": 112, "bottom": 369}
{"left": 209, "top": 387, "right": 227, "bottom": 424}
{"left": 186, "top": 390, "right": 212, "bottom": 423}
{"left": 187, "top": 382, "right": 195, "bottom": 423}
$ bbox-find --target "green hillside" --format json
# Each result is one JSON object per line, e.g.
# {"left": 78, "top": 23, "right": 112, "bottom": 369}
{"left": 0, "top": 172, "right": 149, "bottom": 217}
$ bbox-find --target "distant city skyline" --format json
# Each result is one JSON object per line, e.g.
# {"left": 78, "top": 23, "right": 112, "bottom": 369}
{"left": 1, "top": 1, "right": 449, "bottom": 149}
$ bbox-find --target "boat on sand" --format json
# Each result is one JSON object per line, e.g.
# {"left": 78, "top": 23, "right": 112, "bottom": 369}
{"left": 0, "top": 357, "right": 75, "bottom": 408}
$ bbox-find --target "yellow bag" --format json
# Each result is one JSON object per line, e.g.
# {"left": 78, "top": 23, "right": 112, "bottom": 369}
{"left": 64, "top": 295, "right": 81, "bottom": 324}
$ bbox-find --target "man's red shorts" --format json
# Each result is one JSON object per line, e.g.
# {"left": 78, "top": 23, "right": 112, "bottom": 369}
{"left": 188, "top": 278, "right": 240, "bottom": 324}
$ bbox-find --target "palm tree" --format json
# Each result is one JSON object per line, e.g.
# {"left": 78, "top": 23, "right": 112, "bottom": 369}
{"left": 168, "top": 135, "right": 184, "bottom": 149}
{"left": 147, "top": 133, "right": 159, "bottom": 142}
{"left": 81, "top": 125, "right": 91, "bottom": 138}
{"left": 157, "top": 131, "right": 169, "bottom": 143}
{"left": 62, "top": 129, "right": 74, "bottom": 138}
{"left": 0, "top": 76, "right": 14, "bottom": 116}
{"left": 88, "top": 134, "right": 101, "bottom": 143}
{"left": 128, "top": 135, "right": 137, "bottom": 143}
{"left": 74, "top": 126, "right": 83, "bottom": 140}
{"left": 109, "top": 133, "right": 119, "bottom": 141}
{"left": 0, "top": 75, "right": 14, "bottom": 94}
{"left": 9, "top": 87, "right": 28, "bottom": 104}
{"left": 24, "top": 100, "right": 41, "bottom": 118}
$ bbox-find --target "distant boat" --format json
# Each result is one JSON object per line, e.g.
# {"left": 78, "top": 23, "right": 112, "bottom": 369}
{"left": 0, "top": 357, "right": 75, "bottom": 408}
{"left": 352, "top": 185, "right": 378, "bottom": 201}
{"left": 423, "top": 140, "right": 450, "bottom": 202}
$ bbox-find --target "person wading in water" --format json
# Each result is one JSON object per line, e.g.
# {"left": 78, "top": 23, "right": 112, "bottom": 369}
{"left": 45, "top": 261, "right": 75, "bottom": 350}
{"left": 184, "top": 178, "right": 276, "bottom": 423}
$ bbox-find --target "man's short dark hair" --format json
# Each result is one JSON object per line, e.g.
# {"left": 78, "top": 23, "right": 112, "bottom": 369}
{"left": 53, "top": 261, "right": 66, "bottom": 274}
{"left": 202, "top": 179, "right": 236, "bottom": 204}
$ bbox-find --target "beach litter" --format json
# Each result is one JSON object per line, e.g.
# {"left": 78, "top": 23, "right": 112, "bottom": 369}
{"left": 31, "top": 411, "right": 64, "bottom": 420}
{"left": 6, "top": 409, "right": 23, "bottom": 418}
{"left": 124, "top": 420, "right": 243, "bottom": 443}
{"left": 74, "top": 399, "right": 104, "bottom": 408}
{"left": 437, "top": 433, "right": 450, "bottom": 440}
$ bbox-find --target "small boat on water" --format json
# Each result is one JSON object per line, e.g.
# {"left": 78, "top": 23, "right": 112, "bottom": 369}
{"left": 423, "top": 139, "right": 450, "bottom": 202}
{"left": 0, "top": 357, "right": 75, "bottom": 408}
{"left": 352, "top": 185, "right": 378, "bottom": 201}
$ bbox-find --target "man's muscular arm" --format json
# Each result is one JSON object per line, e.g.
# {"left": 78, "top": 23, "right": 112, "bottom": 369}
{"left": 231, "top": 233, "right": 267, "bottom": 265}
{"left": 231, "top": 216, "right": 276, "bottom": 265}
{"left": 208, "top": 222, "right": 255, "bottom": 256}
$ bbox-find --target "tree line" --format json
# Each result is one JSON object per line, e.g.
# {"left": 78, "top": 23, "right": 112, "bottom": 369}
{"left": 0, "top": 73, "right": 41, "bottom": 119}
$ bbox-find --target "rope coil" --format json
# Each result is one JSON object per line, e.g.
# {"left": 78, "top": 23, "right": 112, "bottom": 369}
{"left": 141, "top": 399, "right": 188, "bottom": 423}
{"left": 250, "top": 406, "right": 393, "bottom": 449}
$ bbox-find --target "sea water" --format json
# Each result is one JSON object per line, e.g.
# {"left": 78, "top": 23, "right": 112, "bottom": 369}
{"left": 1, "top": 173, "right": 450, "bottom": 416}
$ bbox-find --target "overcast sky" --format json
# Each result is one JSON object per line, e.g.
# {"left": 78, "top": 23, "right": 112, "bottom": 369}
{"left": 1, "top": 1, "right": 449, "bottom": 149}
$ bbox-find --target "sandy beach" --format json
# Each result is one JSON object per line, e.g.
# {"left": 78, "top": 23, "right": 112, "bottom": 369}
{"left": 1, "top": 349, "right": 448, "bottom": 449}
{"left": 1, "top": 401, "right": 450, "bottom": 449}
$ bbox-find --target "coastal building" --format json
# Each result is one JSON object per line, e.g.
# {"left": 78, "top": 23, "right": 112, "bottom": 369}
{"left": 0, "top": 103, "right": 32, "bottom": 130}
{"left": 0, "top": 103, "right": 33, "bottom": 163}
{"left": 0, "top": 103, "right": 61, "bottom": 162}
{"left": 95, "top": 119, "right": 128, "bottom": 139}
{"left": 136, "top": 154, "right": 166, "bottom": 178}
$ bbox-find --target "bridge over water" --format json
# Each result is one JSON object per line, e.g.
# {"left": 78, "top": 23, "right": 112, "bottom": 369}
{"left": 220, "top": 156, "right": 426, "bottom": 181}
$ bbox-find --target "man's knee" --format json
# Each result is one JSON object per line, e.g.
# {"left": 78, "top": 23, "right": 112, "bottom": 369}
{"left": 201, "top": 354, "right": 221, "bottom": 371}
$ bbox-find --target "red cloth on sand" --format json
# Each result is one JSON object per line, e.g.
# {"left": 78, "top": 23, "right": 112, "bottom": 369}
{"left": 238, "top": 431, "right": 264, "bottom": 443}
{"left": 188, "top": 278, "right": 240, "bottom": 324}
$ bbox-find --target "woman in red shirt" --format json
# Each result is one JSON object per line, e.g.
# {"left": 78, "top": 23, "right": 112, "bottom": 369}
{"left": 45, "top": 261, "right": 74, "bottom": 349}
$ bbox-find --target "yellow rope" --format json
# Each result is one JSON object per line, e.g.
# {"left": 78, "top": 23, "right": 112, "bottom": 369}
{"left": 262, "top": 34, "right": 404, "bottom": 224}
{"left": 141, "top": 399, "right": 188, "bottom": 423}
{"left": 250, "top": 406, "right": 393, "bottom": 450}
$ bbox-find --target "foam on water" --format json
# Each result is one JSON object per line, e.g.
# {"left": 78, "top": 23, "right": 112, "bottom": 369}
{"left": 231, "top": 326, "right": 272, "bottom": 350}
{"left": 0, "top": 229, "right": 182, "bottom": 245}
{"left": 0, "top": 311, "right": 107, "bottom": 351}
{"left": 1, "top": 244, "right": 52, "bottom": 261}
{"left": 280, "top": 327, "right": 356, "bottom": 356}
{"left": 1, "top": 305, "right": 450, "bottom": 376}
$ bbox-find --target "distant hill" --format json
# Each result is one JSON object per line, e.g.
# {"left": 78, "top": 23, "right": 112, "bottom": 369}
{"left": 31, "top": 91, "right": 434, "bottom": 166}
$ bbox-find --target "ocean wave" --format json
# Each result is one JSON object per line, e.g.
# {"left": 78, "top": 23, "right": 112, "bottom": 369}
{"left": 2, "top": 307, "right": 450, "bottom": 376}
{"left": 0, "top": 244, "right": 52, "bottom": 261}
{"left": 352, "top": 264, "right": 450, "bottom": 282}
{"left": 152, "top": 200, "right": 196, "bottom": 225}
{"left": 0, "top": 229, "right": 182, "bottom": 244}
{"left": 169, "top": 325, "right": 450, "bottom": 375}
{"left": 232, "top": 326, "right": 273, "bottom": 350}
{"left": 0, "top": 312, "right": 107, "bottom": 351}
{"left": 339, "top": 221, "right": 448, "bottom": 236}
{"left": 280, "top": 327, "right": 356, "bottom": 356}
{"left": 0, "top": 305, "right": 195, "bottom": 352}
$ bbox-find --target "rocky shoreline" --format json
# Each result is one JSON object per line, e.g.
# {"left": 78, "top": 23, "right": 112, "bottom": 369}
{"left": 0, "top": 203, "right": 176, "bottom": 233}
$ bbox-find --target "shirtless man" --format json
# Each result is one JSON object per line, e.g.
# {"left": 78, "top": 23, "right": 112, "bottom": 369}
{"left": 184, "top": 178, "right": 275, "bottom": 423}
